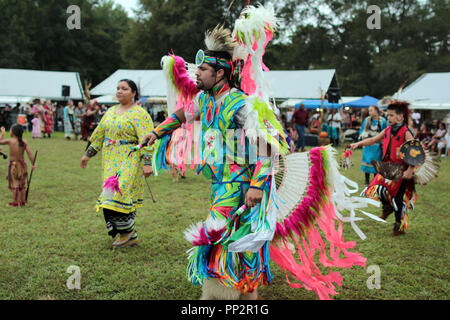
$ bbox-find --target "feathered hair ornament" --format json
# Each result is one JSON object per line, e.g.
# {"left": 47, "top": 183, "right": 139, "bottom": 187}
{"left": 233, "top": 4, "right": 280, "bottom": 100}
{"left": 204, "top": 24, "right": 236, "bottom": 57}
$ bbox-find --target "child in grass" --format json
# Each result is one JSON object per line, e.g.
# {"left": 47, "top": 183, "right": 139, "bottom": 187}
{"left": 32, "top": 113, "right": 42, "bottom": 138}
{"left": 0, "top": 124, "right": 36, "bottom": 207}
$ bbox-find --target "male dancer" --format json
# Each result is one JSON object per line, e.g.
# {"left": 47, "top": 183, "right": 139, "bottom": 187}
{"left": 144, "top": 25, "right": 284, "bottom": 299}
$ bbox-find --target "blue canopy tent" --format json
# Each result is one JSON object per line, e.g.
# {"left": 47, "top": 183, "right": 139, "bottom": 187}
{"left": 294, "top": 99, "right": 341, "bottom": 109}
{"left": 343, "top": 95, "right": 379, "bottom": 108}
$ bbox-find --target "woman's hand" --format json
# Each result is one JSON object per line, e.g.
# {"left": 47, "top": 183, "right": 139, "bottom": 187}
{"left": 350, "top": 142, "right": 360, "bottom": 150}
{"left": 80, "top": 155, "right": 89, "bottom": 169}
{"left": 143, "top": 165, "right": 153, "bottom": 177}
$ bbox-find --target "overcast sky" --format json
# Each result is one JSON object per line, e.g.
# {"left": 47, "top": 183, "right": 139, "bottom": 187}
{"left": 113, "top": 0, "right": 139, "bottom": 16}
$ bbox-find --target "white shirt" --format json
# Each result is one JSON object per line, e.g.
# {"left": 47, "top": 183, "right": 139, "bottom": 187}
{"left": 286, "top": 111, "right": 294, "bottom": 123}
{"left": 445, "top": 131, "right": 450, "bottom": 148}
{"left": 412, "top": 112, "right": 421, "bottom": 124}
{"left": 327, "top": 112, "right": 342, "bottom": 128}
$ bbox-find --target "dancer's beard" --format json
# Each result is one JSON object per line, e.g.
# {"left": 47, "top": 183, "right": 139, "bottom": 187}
{"left": 196, "top": 79, "right": 206, "bottom": 90}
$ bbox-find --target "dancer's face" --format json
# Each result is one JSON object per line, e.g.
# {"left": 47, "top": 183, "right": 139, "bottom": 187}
{"left": 195, "top": 63, "right": 223, "bottom": 90}
{"left": 387, "top": 109, "right": 403, "bottom": 126}
{"left": 116, "top": 81, "right": 135, "bottom": 104}
{"left": 369, "top": 106, "right": 378, "bottom": 118}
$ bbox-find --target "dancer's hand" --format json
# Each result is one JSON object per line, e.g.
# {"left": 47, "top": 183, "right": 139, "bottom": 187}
{"left": 142, "top": 132, "right": 157, "bottom": 146}
{"left": 350, "top": 142, "right": 359, "bottom": 150}
{"left": 143, "top": 165, "right": 153, "bottom": 177}
{"left": 245, "top": 188, "right": 263, "bottom": 208}
{"left": 402, "top": 167, "right": 414, "bottom": 180}
{"left": 0, "top": 126, "right": 4, "bottom": 134}
{"left": 80, "top": 155, "right": 89, "bottom": 168}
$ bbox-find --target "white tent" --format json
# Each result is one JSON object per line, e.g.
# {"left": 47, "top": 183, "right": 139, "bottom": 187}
{"left": 278, "top": 96, "right": 361, "bottom": 109}
{"left": 0, "top": 68, "right": 84, "bottom": 100}
{"left": 340, "top": 96, "right": 362, "bottom": 104}
{"left": 91, "top": 70, "right": 166, "bottom": 97}
{"left": 93, "top": 95, "right": 118, "bottom": 104}
{"left": 278, "top": 99, "right": 303, "bottom": 109}
{"left": 265, "top": 69, "right": 337, "bottom": 99}
{"left": 0, "top": 96, "right": 34, "bottom": 104}
{"left": 91, "top": 69, "right": 338, "bottom": 100}
{"left": 394, "top": 72, "right": 450, "bottom": 110}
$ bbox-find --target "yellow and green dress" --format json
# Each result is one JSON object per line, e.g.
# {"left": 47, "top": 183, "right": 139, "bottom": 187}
{"left": 85, "top": 105, "right": 154, "bottom": 238}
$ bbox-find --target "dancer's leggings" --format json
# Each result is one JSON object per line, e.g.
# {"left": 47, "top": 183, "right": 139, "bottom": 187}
{"left": 103, "top": 208, "right": 137, "bottom": 238}
{"left": 365, "top": 173, "right": 374, "bottom": 184}
{"left": 393, "top": 181, "right": 407, "bottom": 224}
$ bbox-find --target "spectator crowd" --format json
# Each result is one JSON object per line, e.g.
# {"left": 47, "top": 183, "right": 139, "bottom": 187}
{"left": 1, "top": 99, "right": 449, "bottom": 157}
{"left": 278, "top": 104, "right": 450, "bottom": 157}
{"left": 0, "top": 99, "right": 108, "bottom": 141}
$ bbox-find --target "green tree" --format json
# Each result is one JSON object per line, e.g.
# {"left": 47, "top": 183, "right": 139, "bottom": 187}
{"left": 267, "top": 0, "right": 449, "bottom": 97}
{"left": 1, "top": 0, "right": 448, "bottom": 98}
{"left": 0, "top": 0, "right": 131, "bottom": 87}
{"left": 121, "top": 0, "right": 284, "bottom": 68}
{"left": 0, "top": 0, "right": 36, "bottom": 68}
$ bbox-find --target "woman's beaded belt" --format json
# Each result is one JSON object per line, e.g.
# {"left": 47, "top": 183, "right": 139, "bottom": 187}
{"left": 104, "top": 138, "right": 138, "bottom": 147}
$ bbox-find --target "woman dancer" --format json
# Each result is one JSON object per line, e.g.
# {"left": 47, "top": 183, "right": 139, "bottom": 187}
{"left": 80, "top": 79, "right": 154, "bottom": 248}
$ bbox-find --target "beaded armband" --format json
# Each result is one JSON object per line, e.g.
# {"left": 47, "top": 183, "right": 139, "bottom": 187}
{"left": 85, "top": 145, "right": 98, "bottom": 158}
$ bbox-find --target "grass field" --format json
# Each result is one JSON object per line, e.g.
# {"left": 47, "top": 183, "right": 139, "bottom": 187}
{"left": 0, "top": 131, "right": 448, "bottom": 300}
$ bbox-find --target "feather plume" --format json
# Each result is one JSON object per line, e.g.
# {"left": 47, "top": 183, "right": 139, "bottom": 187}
{"left": 204, "top": 24, "right": 236, "bottom": 56}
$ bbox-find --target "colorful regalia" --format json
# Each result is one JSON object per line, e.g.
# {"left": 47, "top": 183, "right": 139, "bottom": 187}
{"left": 151, "top": 4, "right": 381, "bottom": 300}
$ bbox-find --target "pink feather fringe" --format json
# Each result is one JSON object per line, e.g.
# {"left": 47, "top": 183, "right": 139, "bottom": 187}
{"left": 103, "top": 175, "right": 122, "bottom": 196}
{"left": 171, "top": 55, "right": 199, "bottom": 101}
{"left": 270, "top": 146, "right": 366, "bottom": 300}
{"left": 241, "top": 54, "right": 256, "bottom": 95}
{"left": 191, "top": 225, "right": 227, "bottom": 247}
{"left": 240, "top": 28, "right": 274, "bottom": 96}
{"left": 164, "top": 55, "right": 201, "bottom": 173}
